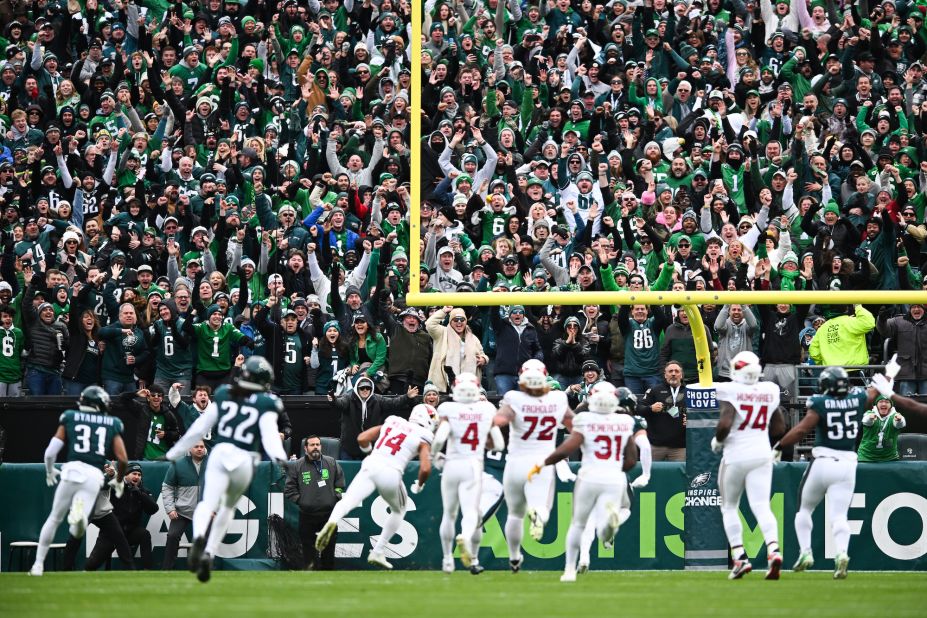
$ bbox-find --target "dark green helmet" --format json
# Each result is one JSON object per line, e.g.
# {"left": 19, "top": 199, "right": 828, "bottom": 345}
{"left": 79, "top": 385, "right": 111, "bottom": 412}
{"left": 236, "top": 355, "right": 274, "bottom": 391}
{"left": 615, "top": 386, "right": 638, "bottom": 412}
{"left": 819, "top": 366, "right": 849, "bottom": 397}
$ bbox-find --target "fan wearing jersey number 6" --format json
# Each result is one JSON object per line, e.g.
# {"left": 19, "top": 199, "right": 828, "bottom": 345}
{"left": 527, "top": 381, "right": 638, "bottom": 583}
{"left": 711, "top": 351, "right": 787, "bottom": 581}
{"left": 431, "top": 373, "right": 505, "bottom": 575}
{"left": 493, "top": 359, "right": 572, "bottom": 573}
{"left": 315, "top": 404, "right": 436, "bottom": 570}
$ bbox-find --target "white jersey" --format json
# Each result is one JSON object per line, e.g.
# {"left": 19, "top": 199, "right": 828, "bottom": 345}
{"left": 438, "top": 400, "right": 497, "bottom": 460}
{"left": 502, "top": 389, "right": 570, "bottom": 457}
{"left": 368, "top": 415, "right": 433, "bottom": 471}
{"left": 573, "top": 412, "right": 636, "bottom": 473}
{"left": 715, "top": 381, "right": 781, "bottom": 463}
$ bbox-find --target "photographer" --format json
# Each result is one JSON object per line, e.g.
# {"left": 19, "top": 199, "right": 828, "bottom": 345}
{"left": 86, "top": 463, "right": 159, "bottom": 570}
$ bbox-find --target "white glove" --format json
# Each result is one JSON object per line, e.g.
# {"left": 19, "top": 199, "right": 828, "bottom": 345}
{"left": 432, "top": 452, "right": 446, "bottom": 471}
{"left": 409, "top": 480, "right": 424, "bottom": 494}
{"left": 108, "top": 477, "right": 125, "bottom": 499}
{"left": 885, "top": 353, "right": 901, "bottom": 379}
{"left": 630, "top": 474, "right": 650, "bottom": 489}
{"left": 870, "top": 373, "right": 895, "bottom": 399}
{"left": 554, "top": 460, "right": 576, "bottom": 483}
{"left": 772, "top": 442, "right": 782, "bottom": 463}
{"left": 46, "top": 468, "right": 60, "bottom": 487}
{"left": 710, "top": 437, "right": 723, "bottom": 454}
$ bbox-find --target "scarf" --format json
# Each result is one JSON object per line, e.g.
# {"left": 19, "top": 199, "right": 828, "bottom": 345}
{"left": 779, "top": 268, "right": 801, "bottom": 291}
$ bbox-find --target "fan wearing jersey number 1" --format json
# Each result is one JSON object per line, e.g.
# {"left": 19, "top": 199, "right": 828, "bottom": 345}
{"left": 315, "top": 404, "right": 436, "bottom": 569}
{"left": 165, "top": 356, "right": 289, "bottom": 583}
{"left": 493, "top": 359, "right": 572, "bottom": 573}
{"left": 711, "top": 351, "right": 787, "bottom": 581}
{"left": 431, "top": 373, "right": 505, "bottom": 575}
{"left": 528, "top": 381, "right": 638, "bottom": 583}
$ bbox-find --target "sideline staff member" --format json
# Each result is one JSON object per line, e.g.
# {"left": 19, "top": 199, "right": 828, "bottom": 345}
{"left": 285, "top": 436, "right": 345, "bottom": 569}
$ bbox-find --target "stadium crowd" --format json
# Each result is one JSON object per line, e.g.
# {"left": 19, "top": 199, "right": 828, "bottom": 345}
{"left": 0, "top": 0, "right": 925, "bottom": 462}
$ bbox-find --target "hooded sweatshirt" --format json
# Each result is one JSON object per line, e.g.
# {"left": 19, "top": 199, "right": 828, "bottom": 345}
{"left": 331, "top": 375, "right": 415, "bottom": 458}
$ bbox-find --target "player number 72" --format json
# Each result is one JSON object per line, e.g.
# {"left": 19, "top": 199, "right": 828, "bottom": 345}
{"left": 521, "top": 415, "right": 557, "bottom": 440}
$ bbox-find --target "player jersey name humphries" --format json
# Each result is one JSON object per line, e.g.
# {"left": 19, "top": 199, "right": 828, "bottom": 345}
{"left": 72, "top": 412, "right": 118, "bottom": 426}
{"left": 733, "top": 392, "right": 776, "bottom": 404}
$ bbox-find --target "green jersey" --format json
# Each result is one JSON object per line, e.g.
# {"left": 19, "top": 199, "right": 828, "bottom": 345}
{"left": 0, "top": 326, "right": 24, "bottom": 383}
{"left": 212, "top": 385, "right": 284, "bottom": 453}
{"left": 280, "top": 333, "right": 308, "bottom": 394}
{"left": 61, "top": 409, "right": 124, "bottom": 468}
{"left": 143, "top": 411, "right": 169, "bottom": 460}
{"left": 194, "top": 322, "right": 247, "bottom": 373}
{"left": 857, "top": 409, "right": 905, "bottom": 463}
{"left": 479, "top": 210, "right": 511, "bottom": 244}
{"left": 151, "top": 319, "right": 194, "bottom": 379}
{"left": 807, "top": 387, "right": 867, "bottom": 451}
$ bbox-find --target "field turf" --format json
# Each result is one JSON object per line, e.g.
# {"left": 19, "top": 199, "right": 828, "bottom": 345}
{"left": 2, "top": 570, "right": 925, "bottom": 617}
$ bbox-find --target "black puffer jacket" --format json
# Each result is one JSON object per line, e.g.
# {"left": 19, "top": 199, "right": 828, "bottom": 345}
{"left": 23, "top": 280, "right": 69, "bottom": 372}
{"left": 330, "top": 375, "right": 417, "bottom": 459}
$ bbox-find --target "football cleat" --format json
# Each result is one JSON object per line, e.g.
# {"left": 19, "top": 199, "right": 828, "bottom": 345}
{"left": 455, "top": 534, "right": 472, "bottom": 568}
{"left": 196, "top": 552, "right": 212, "bottom": 583}
{"left": 367, "top": 551, "right": 393, "bottom": 570}
{"left": 602, "top": 502, "right": 621, "bottom": 550}
{"left": 834, "top": 552, "right": 850, "bottom": 579}
{"left": 729, "top": 559, "right": 752, "bottom": 580}
{"left": 793, "top": 550, "right": 814, "bottom": 572}
{"left": 526, "top": 508, "right": 546, "bottom": 541}
{"left": 28, "top": 562, "right": 43, "bottom": 577}
{"left": 188, "top": 536, "right": 207, "bottom": 573}
{"left": 560, "top": 568, "right": 577, "bottom": 583}
{"left": 509, "top": 555, "right": 523, "bottom": 573}
{"left": 315, "top": 521, "right": 337, "bottom": 553}
{"left": 67, "top": 497, "right": 86, "bottom": 539}
{"left": 577, "top": 562, "right": 589, "bottom": 575}
{"left": 766, "top": 552, "right": 783, "bottom": 580}
{"left": 442, "top": 556, "right": 454, "bottom": 574}
{"left": 469, "top": 564, "right": 485, "bottom": 575}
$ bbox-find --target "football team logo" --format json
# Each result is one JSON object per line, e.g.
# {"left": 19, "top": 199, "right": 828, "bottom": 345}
{"left": 690, "top": 472, "right": 711, "bottom": 488}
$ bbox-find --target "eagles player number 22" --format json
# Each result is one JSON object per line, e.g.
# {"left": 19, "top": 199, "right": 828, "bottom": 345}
{"left": 217, "top": 401, "right": 259, "bottom": 445}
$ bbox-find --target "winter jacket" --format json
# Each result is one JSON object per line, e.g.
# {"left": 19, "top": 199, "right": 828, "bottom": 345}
{"left": 638, "top": 382, "right": 687, "bottom": 449}
{"left": 284, "top": 454, "right": 345, "bottom": 515}
{"left": 160, "top": 454, "right": 207, "bottom": 519}
{"left": 118, "top": 393, "right": 183, "bottom": 460}
{"left": 877, "top": 311, "right": 927, "bottom": 380}
{"left": 425, "top": 307, "right": 488, "bottom": 393}
{"left": 714, "top": 306, "right": 759, "bottom": 379}
{"left": 659, "top": 317, "right": 713, "bottom": 383}
{"left": 490, "top": 309, "right": 544, "bottom": 376}
{"left": 331, "top": 376, "right": 416, "bottom": 459}
{"left": 809, "top": 305, "right": 875, "bottom": 366}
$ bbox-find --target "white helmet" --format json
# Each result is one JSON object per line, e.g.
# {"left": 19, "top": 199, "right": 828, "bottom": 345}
{"left": 409, "top": 404, "right": 438, "bottom": 431}
{"left": 730, "top": 351, "right": 762, "bottom": 385}
{"left": 452, "top": 372, "right": 481, "bottom": 404}
{"left": 587, "top": 382, "right": 619, "bottom": 414}
{"left": 520, "top": 359, "right": 548, "bottom": 376}
{"left": 519, "top": 369, "right": 548, "bottom": 389}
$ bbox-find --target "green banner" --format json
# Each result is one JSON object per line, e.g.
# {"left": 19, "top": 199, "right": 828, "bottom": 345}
{"left": 1, "top": 462, "right": 925, "bottom": 571}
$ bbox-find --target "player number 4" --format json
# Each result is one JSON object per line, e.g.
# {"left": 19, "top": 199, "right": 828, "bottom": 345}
{"left": 460, "top": 422, "right": 480, "bottom": 450}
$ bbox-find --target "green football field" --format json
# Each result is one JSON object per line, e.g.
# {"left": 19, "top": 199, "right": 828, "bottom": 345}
{"left": 1, "top": 570, "right": 925, "bottom": 617}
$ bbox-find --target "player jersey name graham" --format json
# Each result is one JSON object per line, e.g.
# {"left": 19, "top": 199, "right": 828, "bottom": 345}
{"left": 823, "top": 398, "right": 859, "bottom": 410}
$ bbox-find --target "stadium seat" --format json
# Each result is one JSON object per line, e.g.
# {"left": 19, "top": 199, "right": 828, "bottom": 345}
{"left": 320, "top": 437, "right": 341, "bottom": 460}
{"left": 898, "top": 434, "right": 927, "bottom": 461}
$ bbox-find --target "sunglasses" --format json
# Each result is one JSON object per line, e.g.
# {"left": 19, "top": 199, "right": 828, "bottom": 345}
{"left": 640, "top": 238, "right": 652, "bottom": 244}
{"left": 511, "top": 310, "right": 525, "bottom": 315}
{"left": 149, "top": 393, "right": 163, "bottom": 398}
{"left": 358, "top": 385, "right": 372, "bottom": 391}
{"left": 678, "top": 243, "right": 691, "bottom": 248}
{"left": 451, "top": 317, "right": 467, "bottom": 323}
